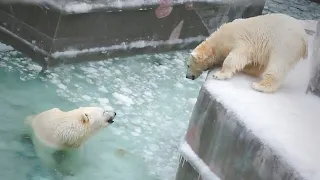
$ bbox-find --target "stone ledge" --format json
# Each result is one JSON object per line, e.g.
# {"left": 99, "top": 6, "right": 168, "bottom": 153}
{"left": 308, "top": 20, "right": 320, "bottom": 97}
{"left": 176, "top": 32, "right": 320, "bottom": 180}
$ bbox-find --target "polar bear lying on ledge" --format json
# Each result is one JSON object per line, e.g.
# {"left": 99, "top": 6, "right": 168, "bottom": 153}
{"left": 24, "top": 107, "right": 116, "bottom": 175}
{"left": 186, "top": 13, "right": 308, "bottom": 93}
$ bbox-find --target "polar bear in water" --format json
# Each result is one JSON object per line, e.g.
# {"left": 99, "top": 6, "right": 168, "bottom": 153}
{"left": 24, "top": 107, "right": 116, "bottom": 175}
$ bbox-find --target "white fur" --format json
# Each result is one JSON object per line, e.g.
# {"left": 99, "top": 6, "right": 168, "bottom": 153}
{"left": 25, "top": 107, "right": 116, "bottom": 175}
{"left": 187, "top": 13, "right": 308, "bottom": 93}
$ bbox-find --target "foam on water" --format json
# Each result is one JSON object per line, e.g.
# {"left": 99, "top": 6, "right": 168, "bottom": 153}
{"left": 0, "top": 48, "right": 206, "bottom": 180}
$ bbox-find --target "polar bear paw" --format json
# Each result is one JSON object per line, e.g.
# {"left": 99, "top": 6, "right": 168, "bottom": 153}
{"left": 252, "top": 74, "right": 280, "bottom": 93}
{"left": 252, "top": 82, "right": 274, "bottom": 93}
{"left": 213, "top": 70, "right": 233, "bottom": 80}
{"left": 252, "top": 79, "right": 280, "bottom": 93}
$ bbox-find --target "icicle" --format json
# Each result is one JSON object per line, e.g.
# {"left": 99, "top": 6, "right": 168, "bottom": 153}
{"left": 181, "top": 158, "right": 186, "bottom": 168}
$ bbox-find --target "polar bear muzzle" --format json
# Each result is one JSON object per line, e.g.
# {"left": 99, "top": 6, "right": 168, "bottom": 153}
{"left": 186, "top": 55, "right": 203, "bottom": 80}
{"left": 105, "top": 111, "right": 116, "bottom": 124}
{"left": 103, "top": 111, "right": 117, "bottom": 124}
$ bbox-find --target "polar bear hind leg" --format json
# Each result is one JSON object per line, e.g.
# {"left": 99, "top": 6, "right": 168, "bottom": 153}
{"left": 213, "top": 47, "right": 251, "bottom": 80}
{"left": 242, "top": 64, "right": 265, "bottom": 77}
{"left": 252, "top": 74, "right": 280, "bottom": 93}
{"left": 252, "top": 54, "right": 299, "bottom": 93}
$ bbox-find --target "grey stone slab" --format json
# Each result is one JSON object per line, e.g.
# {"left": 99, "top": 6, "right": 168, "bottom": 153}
{"left": 0, "top": 4, "right": 13, "bottom": 15}
{"left": 52, "top": 5, "right": 208, "bottom": 52}
{"left": 0, "top": 26, "right": 50, "bottom": 67}
{"left": 0, "top": 0, "right": 265, "bottom": 69}
{"left": 192, "top": 0, "right": 266, "bottom": 33}
{"left": 11, "top": 4, "right": 61, "bottom": 38}
{"left": 308, "top": 20, "right": 320, "bottom": 97}
{"left": 310, "top": 0, "right": 320, "bottom": 3}
{"left": 0, "top": 9, "right": 54, "bottom": 52}
{"left": 263, "top": 0, "right": 320, "bottom": 20}
{"left": 175, "top": 159, "right": 201, "bottom": 180}
{"left": 175, "top": 87, "right": 303, "bottom": 180}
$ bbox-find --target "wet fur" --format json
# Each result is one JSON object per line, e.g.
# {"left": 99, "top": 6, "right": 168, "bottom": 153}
{"left": 188, "top": 13, "right": 308, "bottom": 93}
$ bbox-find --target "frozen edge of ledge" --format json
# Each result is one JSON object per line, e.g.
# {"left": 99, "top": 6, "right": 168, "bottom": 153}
{"left": 179, "top": 140, "right": 221, "bottom": 180}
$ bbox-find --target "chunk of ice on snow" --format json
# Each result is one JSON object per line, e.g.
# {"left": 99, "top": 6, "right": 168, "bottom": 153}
{"left": 112, "top": 92, "right": 134, "bottom": 106}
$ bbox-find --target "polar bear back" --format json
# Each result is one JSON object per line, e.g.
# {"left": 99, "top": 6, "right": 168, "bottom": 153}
{"left": 26, "top": 108, "right": 65, "bottom": 149}
{"left": 219, "top": 13, "right": 308, "bottom": 65}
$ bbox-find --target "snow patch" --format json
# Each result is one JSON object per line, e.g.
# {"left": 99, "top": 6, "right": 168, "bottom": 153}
{"left": 51, "top": 36, "right": 206, "bottom": 59}
{"left": 0, "top": 0, "right": 259, "bottom": 14}
{"left": 63, "top": 2, "right": 106, "bottom": 13}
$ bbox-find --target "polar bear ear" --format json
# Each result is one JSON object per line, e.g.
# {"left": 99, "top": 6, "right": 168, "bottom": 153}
{"left": 81, "top": 113, "right": 90, "bottom": 124}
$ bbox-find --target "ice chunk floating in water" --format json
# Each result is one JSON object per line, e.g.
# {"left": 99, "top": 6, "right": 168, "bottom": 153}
{"left": 0, "top": 49, "right": 206, "bottom": 180}
{"left": 0, "top": 42, "right": 13, "bottom": 52}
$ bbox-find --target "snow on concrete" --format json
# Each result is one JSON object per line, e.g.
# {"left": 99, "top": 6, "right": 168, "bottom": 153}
{"left": 51, "top": 36, "right": 206, "bottom": 59}
{"left": 1, "top": 0, "right": 254, "bottom": 13}
{"left": 62, "top": 0, "right": 259, "bottom": 13}
{"left": 204, "top": 35, "right": 320, "bottom": 180}
{"left": 180, "top": 141, "right": 221, "bottom": 180}
{"left": 63, "top": 2, "right": 107, "bottom": 13}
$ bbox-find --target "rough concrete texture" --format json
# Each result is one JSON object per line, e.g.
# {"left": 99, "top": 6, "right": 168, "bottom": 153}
{"left": 308, "top": 20, "right": 320, "bottom": 96}
{"left": 263, "top": 0, "right": 320, "bottom": 20}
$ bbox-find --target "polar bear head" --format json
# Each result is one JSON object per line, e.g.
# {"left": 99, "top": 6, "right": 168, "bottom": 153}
{"left": 54, "top": 107, "right": 116, "bottom": 148}
{"left": 77, "top": 107, "right": 116, "bottom": 131}
{"left": 186, "top": 51, "right": 214, "bottom": 80}
{"left": 186, "top": 39, "right": 218, "bottom": 80}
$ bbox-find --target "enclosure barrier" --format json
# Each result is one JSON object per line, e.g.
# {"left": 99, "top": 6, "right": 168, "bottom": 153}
{"left": 0, "top": 0, "right": 265, "bottom": 68}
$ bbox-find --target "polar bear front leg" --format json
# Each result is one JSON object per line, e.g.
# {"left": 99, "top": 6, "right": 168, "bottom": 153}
{"left": 53, "top": 150, "right": 75, "bottom": 176}
{"left": 213, "top": 48, "right": 250, "bottom": 80}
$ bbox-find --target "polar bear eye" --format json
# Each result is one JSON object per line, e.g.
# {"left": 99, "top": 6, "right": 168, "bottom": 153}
{"left": 81, "top": 113, "right": 90, "bottom": 124}
{"left": 84, "top": 113, "right": 90, "bottom": 121}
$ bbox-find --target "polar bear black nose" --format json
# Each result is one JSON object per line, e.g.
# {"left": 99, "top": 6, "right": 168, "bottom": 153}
{"left": 106, "top": 112, "right": 116, "bottom": 124}
{"left": 107, "top": 119, "right": 114, "bottom": 123}
{"left": 186, "top": 75, "right": 195, "bottom": 80}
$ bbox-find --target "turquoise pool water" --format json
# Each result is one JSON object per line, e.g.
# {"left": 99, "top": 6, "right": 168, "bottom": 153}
{"left": 0, "top": 49, "right": 206, "bottom": 180}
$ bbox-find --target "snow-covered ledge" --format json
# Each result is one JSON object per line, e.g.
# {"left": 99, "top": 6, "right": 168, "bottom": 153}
{"left": 175, "top": 22, "right": 320, "bottom": 180}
